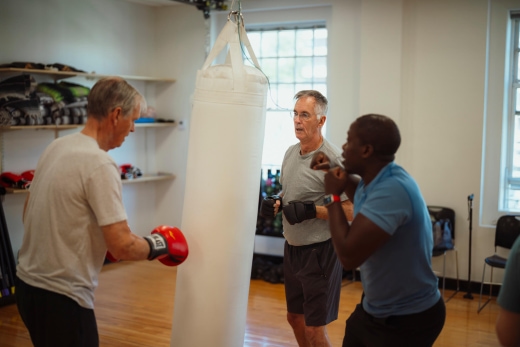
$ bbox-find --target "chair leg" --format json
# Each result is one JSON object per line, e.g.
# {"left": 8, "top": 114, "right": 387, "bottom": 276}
{"left": 455, "top": 250, "right": 460, "bottom": 292}
{"left": 489, "top": 268, "right": 494, "bottom": 303}
{"left": 442, "top": 252, "right": 446, "bottom": 300}
{"left": 444, "top": 250, "right": 459, "bottom": 303}
{"left": 478, "top": 264, "right": 493, "bottom": 313}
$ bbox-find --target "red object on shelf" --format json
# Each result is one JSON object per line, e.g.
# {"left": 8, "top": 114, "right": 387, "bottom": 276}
{"left": 0, "top": 172, "right": 30, "bottom": 189}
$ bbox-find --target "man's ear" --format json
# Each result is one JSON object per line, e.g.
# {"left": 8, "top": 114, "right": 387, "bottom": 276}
{"left": 110, "top": 107, "right": 122, "bottom": 125}
{"left": 318, "top": 115, "right": 326, "bottom": 127}
{"left": 361, "top": 144, "right": 374, "bottom": 158}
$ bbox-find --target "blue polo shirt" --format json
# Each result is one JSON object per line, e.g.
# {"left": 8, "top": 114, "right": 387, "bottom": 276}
{"left": 354, "top": 162, "right": 441, "bottom": 318}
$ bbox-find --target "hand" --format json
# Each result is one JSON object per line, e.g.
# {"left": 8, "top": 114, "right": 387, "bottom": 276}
{"left": 144, "top": 225, "right": 189, "bottom": 266}
{"left": 259, "top": 195, "right": 282, "bottom": 218}
{"left": 310, "top": 151, "right": 334, "bottom": 171}
{"left": 324, "top": 167, "right": 348, "bottom": 196}
{"left": 283, "top": 201, "right": 316, "bottom": 225}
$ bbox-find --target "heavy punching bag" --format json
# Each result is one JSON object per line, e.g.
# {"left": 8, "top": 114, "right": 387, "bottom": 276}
{"left": 170, "top": 14, "right": 268, "bottom": 347}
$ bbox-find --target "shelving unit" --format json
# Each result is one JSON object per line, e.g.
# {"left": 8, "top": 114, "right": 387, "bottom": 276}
{"left": 0, "top": 68, "right": 177, "bottom": 192}
{"left": 0, "top": 122, "right": 175, "bottom": 132}
{"left": 0, "top": 122, "right": 177, "bottom": 187}
{"left": 4, "top": 172, "right": 176, "bottom": 195}
{"left": 0, "top": 68, "right": 176, "bottom": 83}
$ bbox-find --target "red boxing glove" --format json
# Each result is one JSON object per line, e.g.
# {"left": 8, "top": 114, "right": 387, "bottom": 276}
{"left": 21, "top": 170, "right": 35, "bottom": 182}
{"left": 0, "top": 172, "right": 30, "bottom": 189}
{"left": 105, "top": 251, "right": 119, "bottom": 263}
{"left": 144, "top": 225, "right": 189, "bottom": 266}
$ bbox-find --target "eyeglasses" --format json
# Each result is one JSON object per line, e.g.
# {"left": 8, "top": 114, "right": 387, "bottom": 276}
{"left": 289, "top": 111, "right": 314, "bottom": 121}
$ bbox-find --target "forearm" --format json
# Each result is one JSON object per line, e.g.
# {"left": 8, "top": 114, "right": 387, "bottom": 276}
{"left": 114, "top": 234, "right": 151, "bottom": 261}
{"left": 316, "top": 200, "right": 353, "bottom": 221}
{"left": 102, "top": 221, "right": 150, "bottom": 260}
{"left": 326, "top": 201, "right": 352, "bottom": 269}
{"left": 344, "top": 174, "right": 360, "bottom": 201}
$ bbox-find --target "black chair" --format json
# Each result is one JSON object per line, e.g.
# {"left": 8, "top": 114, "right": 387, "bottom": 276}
{"left": 477, "top": 215, "right": 520, "bottom": 313}
{"left": 428, "top": 206, "right": 459, "bottom": 302}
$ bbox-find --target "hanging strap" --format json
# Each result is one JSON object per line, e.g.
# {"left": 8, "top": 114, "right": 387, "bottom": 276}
{"left": 201, "top": 15, "right": 262, "bottom": 92}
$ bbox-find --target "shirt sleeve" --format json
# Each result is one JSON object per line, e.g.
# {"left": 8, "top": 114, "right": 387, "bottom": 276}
{"left": 358, "top": 182, "right": 412, "bottom": 235}
{"left": 85, "top": 162, "right": 128, "bottom": 227}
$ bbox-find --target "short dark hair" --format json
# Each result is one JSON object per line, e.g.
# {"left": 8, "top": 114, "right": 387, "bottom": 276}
{"left": 355, "top": 114, "right": 401, "bottom": 161}
{"left": 294, "top": 90, "right": 328, "bottom": 118}
{"left": 87, "top": 77, "right": 146, "bottom": 121}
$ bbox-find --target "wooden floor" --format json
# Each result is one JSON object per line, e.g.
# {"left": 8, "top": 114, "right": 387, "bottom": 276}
{"left": 0, "top": 260, "right": 501, "bottom": 346}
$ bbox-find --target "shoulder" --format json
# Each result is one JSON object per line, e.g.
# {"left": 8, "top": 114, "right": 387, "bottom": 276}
{"left": 321, "top": 139, "right": 342, "bottom": 154}
{"left": 283, "top": 143, "right": 300, "bottom": 158}
{"left": 286, "top": 143, "right": 300, "bottom": 152}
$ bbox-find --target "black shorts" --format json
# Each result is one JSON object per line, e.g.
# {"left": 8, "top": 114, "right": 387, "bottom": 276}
{"left": 284, "top": 239, "right": 343, "bottom": 326}
{"left": 16, "top": 276, "right": 99, "bottom": 347}
{"left": 342, "top": 297, "right": 446, "bottom": 347}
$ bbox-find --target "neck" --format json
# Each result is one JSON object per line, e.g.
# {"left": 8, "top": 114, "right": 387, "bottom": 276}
{"left": 300, "top": 136, "right": 323, "bottom": 155}
{"left": 81, "top": 118, "right": 109, "bottom": 151}
{"left": 362, "top": 161, "right": 392, "bottom": 186}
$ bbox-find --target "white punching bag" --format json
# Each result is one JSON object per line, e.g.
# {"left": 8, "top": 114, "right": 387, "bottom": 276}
{"left": 170, "top": 16, "right": 268, "bottom": 347}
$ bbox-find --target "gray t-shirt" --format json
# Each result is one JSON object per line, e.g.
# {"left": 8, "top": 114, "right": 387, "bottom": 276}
{"left": 280, "top": 138, "right": 346, "bottom": 246}
{"left": 17, "top": 132, "right": 127, "bottom": 309}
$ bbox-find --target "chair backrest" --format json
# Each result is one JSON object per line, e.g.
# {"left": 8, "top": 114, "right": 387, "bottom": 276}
{"left": 495, "top": 215, "right": 520, "bottom": 249}
{"left": 428, "top": 206, "right": 455, "bottom": 240}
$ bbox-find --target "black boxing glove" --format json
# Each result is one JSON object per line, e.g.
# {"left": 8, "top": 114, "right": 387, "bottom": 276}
{"left": 259, "top": 195, "right": 282, "bottom": 218}
{"left": 282, "top": 201, "right": 316, "bottom": 225}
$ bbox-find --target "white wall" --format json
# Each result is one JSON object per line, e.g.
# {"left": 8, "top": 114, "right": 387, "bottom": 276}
{"left": 210, "top": 0, "right": 512, "bottom": 284}
{"left": 0, "top": 0, "right": 517, "bottom": 288}
{"left": 0, "top": 0, "right": 197, "bottom": 255}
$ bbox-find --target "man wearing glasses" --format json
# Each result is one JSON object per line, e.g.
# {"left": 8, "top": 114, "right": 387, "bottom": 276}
{"left": 259, "top": 90, "right": 353, "bottom": 346}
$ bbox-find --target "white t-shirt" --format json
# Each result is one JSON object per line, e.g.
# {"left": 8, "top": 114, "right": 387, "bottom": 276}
{"left": 17, "top": 132, "right": 127, "bottom": 309}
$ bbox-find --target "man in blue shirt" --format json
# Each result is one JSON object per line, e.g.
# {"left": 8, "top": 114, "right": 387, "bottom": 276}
{"left": 311, "top": 113, "right": 445, "bottom": 347}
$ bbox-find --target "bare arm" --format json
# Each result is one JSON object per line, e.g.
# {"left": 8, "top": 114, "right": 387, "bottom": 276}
{"left": 102, "top": 221, "right": 150, "bottom": 261}
{"left": 496, "top": 307, "right": 520, "bottom": 347}
{"left": 316, "top": 199, "right": 353, "bottom": 221}
{"left": 324, "top": 167, "right": 391, "bottom": 270}
{"left": 327, "top": 202, "right": 390, "bottom": 270}
{"left": 343, "top": 174, "right": 360, "bottom": 202}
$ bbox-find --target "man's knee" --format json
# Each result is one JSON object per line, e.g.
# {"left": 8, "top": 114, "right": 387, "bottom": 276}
{"left": 305, "top": 325, "right": 328, "bottom": 345}
{"left": 287, "top": 312, "right": 305, "bottom": 327}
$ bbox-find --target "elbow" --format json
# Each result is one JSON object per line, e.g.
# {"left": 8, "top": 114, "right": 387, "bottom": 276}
{"left": 333, "top": 243, "right": 361, "bottom": 271}
{"left": 337, "top": 254, "right": 360, "bottom": 272}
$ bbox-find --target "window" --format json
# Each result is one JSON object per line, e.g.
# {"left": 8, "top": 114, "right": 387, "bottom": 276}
{"left": 480, "top": 3, "right": 520, "bottom": 226}
{"left": 502, "top": 13, "right": 520, "bottom": 211}
{"left": 244, "top": 25, "right": 328, "bottom": 171}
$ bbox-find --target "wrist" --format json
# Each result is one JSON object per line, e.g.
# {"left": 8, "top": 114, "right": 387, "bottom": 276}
{"left": 144, "top": 233, "right": 168, "bottom": 260}
{"left": 323, "top": 194, "right": 341, "bottom": 207}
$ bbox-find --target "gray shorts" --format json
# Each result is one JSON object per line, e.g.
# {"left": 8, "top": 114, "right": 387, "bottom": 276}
{"left": 284, "top": 238, "right": 343, "bottom": 326}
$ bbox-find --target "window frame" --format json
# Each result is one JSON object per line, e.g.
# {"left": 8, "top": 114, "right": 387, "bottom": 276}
{"left": 243, "top": 23, "right": 328, "bottom": 168}
{"left": 244, "top": 24, "right": 328, "bottom": 112}
{"left": 502, "top": 13, "right": 520, "bottom": 211}
{"left": 476, "top": 1, "right": 520, "bottom": 226}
